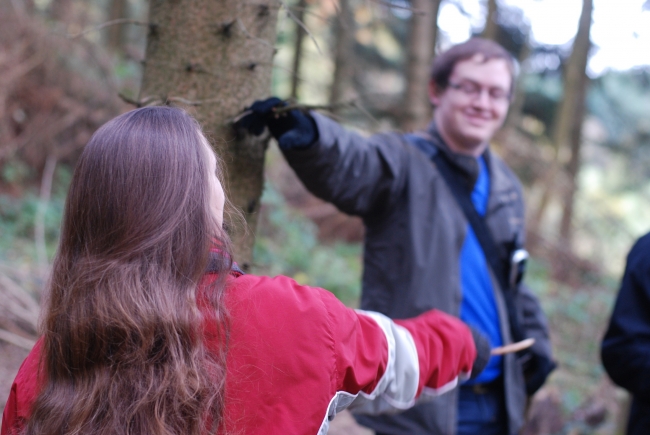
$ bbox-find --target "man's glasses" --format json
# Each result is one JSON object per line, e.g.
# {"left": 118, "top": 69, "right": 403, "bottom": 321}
{"left": 447, "top": 81, "right": 511, "bottom": 102}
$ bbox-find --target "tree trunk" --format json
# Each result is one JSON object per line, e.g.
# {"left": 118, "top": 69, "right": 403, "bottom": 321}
{"left": 140, "top": 0, "right": 279, "bottom": 271}
{"left": 329, "top": 0, "right": 355, "bottom": 113}
{"left": 482, "top": 0, "right": 499, "bottom": 41}
{"left": 504, "top": 39, "right": 530, "bottom": 130}
{"left": 551, "top": 0, "right": 592, "bottom": 280}
{"left": 400, "top": 0, "right": 441, "bottom": 131}
{"left": 289, "top": 0, "right": 307, "bottom": 99}
{"left": 107, "top": 0, "right": 128, "bottom": 52}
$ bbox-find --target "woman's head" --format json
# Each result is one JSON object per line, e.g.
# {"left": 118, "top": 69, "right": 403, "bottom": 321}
{"left": 62, "top": 106, "right": 227, "bottom": 270}
{"left": 29, "top": 107, "right": 231, "bottom": 435}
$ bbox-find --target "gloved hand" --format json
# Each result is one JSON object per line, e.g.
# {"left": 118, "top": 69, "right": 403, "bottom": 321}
{"left": 236, "top": 97, "right": 318, "bottom": 150}
{"left": 468, "top": 326, "right": 491, "bottom": 379}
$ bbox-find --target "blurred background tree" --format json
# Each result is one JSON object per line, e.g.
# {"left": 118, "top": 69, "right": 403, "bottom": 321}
{"left": 2, "top": 0, "right": 650, "bottom": 433}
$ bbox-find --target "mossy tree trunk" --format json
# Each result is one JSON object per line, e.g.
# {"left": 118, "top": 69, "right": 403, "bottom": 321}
{"left": 140, "top": 0, "right": 280, "bottom": 271}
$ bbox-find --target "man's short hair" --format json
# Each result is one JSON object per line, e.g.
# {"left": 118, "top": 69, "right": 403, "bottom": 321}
{"left": 430, "top": 38, "right": 516, "bottom": 92}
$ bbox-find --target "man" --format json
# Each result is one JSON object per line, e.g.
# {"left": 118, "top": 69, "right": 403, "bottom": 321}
{"left": 601, "top": 233, "right": 650, "bottom": 435}
{"left": 238, "top": 38, "right": 554, "bottom": 435}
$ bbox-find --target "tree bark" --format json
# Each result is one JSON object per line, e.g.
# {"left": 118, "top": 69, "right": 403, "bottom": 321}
{"left": 328, "top": 0, "right": 355, "bottom": 113}
{"left": 482, "top": 0, "right": 499, "bottom": 41}
{"left": 289, "top": 0, "right": 307, "bottom": 99}
{"left": 551, "top": 0, "right": 592, "bottom": 280}
{"left": 107, "top": 0, "right": 128, "bottom": 52}
{"left": 504, "top": 40, "right": 530, "bottom": 130}
{"left": 140, "top": 0, "right": 280, "bottom": 271}
{"left": 400, "top": 0, "right": 441, "bottom": 131}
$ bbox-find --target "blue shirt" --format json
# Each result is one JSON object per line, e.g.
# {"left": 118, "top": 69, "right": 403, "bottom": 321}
{"left": 460, "top": 156, "right": 503, "bottom": 384}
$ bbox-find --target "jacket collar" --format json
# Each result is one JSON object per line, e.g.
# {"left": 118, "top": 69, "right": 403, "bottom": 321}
{"left": 423, "top": 120, "right": 489, "bottom": 190}
{"left": 420, "top": 121, "right": 519, "bottom": 217}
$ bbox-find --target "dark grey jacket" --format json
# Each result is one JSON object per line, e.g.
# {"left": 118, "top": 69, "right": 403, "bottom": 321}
{"left": 282, "top": 113, "right": 553, "bottom": 435}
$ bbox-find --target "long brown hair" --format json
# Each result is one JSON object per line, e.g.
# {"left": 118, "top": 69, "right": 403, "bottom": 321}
{"left": 27, "top": 107, "right": 232, "bottom": 435}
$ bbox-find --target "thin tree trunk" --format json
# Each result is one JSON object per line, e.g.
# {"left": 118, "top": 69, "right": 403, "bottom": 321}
{"left": 289, "top": 0, "right": 307, "bottom": 99}
{"left": 551, "top": 0, "right": 592, "bottom": 280}
{"left": 400, "top": 0, "right": 441, "bottom": 131}
{"left": 140, "top": 0, "right": 279, "bottom": 271}
{"left": 35, "top": 154, "right": 57, "bottom": 274}
{"left": 504, "top": 39, "right": 530, "bottom": 130}
{"left": 329, "top": 0, "right": 355, "bottom": 113}
{"left": 107, "top": 0, "right": 127, "bottom": 52}
{"left": 482, "top": 0, "right": 499, "bottom": 41}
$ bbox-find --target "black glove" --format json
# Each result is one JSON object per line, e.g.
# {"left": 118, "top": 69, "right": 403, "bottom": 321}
{"left": 236, "top": 97, "right": 318, "bottom": 150}
{"left": 469, "top": 326, "right": 491, "bottom": 379}
{"left": 522, "top": 351, "right": 557, "bottom": 396}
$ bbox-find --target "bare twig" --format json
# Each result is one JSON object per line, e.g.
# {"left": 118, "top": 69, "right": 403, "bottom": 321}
{"left": 228, "top": 98, "right": 370, "bottom": 124}
{"left": 166, "top": 96, "right": 223, "bottom": 106}
{"left": 367, "top": 0, "right": 426, "bottom": 15}
{"left": 119, "top": 93, "right": 224, "bottom": 108}
{"left": 35, "top": 154, "right": 57, "bottom": 274}
{"left": 118, "top": 94, "right": 161, "bottom": 107}
{"left": 278, "top": 0, "right": 322, "bottom": 54}
{"left": 236, "top": 18, "right": 274, "bottom": 49}
{"left": 0, "top": 329, "right": 36, "bottom": 350}
{"left": 0, "top": 274, "right": 40, "bottom": 326}
{"left": 67, "top": 18, "right": 150, "bottom": 39}
{"left": 350, "top": 100, "right": 381, "bottom": 125}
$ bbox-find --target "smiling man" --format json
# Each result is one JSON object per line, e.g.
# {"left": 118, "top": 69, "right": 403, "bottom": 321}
{"left": 238, "top": 38, "right": 554, "bottom": 435}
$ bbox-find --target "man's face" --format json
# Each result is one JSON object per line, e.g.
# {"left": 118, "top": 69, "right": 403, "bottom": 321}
{"left": 429, "top": 55, "right": 512, "bottom": 156}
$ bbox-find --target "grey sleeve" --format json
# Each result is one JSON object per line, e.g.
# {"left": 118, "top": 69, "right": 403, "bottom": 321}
{"left": 281, "top": 113, "right": 409, "bottom": 217}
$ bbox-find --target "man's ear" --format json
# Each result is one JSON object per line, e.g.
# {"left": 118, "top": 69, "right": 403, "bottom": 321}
{"left": 428, "top": 81, "right": 441, "bottom": 106}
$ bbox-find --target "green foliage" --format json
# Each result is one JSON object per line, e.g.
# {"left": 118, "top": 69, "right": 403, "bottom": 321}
{"left": 253, "top": 184, "right": 362, "bottom": 306}
{"left": 1, "top": 161, "right": 34, "bottom": 185}
{"left": 0, "top": 167, "right": 70, "bottom": 261}
{"left": 526, "top": 257, "right": 617, "bottom": 415}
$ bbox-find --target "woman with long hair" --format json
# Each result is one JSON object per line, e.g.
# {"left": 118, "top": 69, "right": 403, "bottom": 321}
{"left": 2, "top": 107, "right": 488, "bottom": 435}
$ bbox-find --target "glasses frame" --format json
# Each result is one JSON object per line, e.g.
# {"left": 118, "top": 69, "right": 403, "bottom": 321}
{"left": 446, "top": 80, "right": 511, "bottom": 103}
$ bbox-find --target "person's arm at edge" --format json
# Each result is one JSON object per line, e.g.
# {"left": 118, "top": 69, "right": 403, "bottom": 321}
{"left": 601, "top": 234, "right": 650, "bottom": 402}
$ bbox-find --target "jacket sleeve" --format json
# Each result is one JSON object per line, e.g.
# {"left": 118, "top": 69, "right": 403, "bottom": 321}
{"left": 601, "top": 234, "right": 650, "bottom": 401}
{"left": 1, "top": 340, "right": 42, "bottom": 435}
{"left": 2, "top": 382, "right": 21, "bottom": 435}
{"left": 281, "top": 113, "right": 409, "bottom": 217}
{"left": 317, "top": 288, "right": 476, "bottom": 420}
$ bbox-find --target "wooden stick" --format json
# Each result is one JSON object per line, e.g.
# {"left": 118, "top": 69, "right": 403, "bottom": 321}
{"left": 491, "top": 338, "right": 535, "bottom": 356}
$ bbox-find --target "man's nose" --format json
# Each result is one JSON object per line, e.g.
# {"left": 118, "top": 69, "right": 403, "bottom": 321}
{"left": 472, "top": 89, "right": 492, "bottom": 108}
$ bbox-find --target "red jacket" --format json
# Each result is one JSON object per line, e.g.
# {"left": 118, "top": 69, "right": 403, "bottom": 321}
{"left": 2, "top": 272, "right": 476, "bottom": 434}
